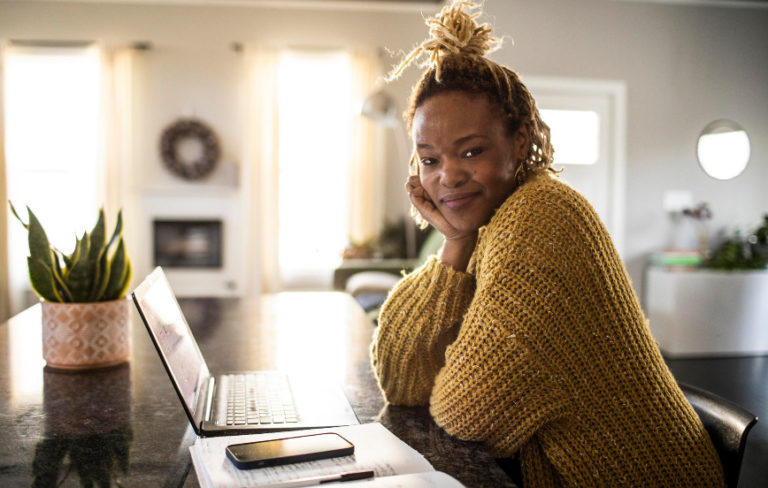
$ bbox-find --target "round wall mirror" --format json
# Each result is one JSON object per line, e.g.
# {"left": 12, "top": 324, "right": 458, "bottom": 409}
{"left": 696, "top": 119, "right": 750, "bottom": 180}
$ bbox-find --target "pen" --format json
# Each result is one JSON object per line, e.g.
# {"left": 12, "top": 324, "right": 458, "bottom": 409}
{"left": 319, "top": 470, "right": 376, "bottom": 484}
{"left": 260, "top": 470, "right": 375, "bottom": 488}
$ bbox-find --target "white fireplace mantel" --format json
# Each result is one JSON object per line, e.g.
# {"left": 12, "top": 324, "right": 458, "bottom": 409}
{"left": 136, "top": 192, "right": 247, "bottom": 297}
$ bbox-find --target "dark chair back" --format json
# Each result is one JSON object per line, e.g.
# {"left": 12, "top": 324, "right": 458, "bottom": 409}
{"left": 679, "top": 382, "right": 758, "bottom": 488}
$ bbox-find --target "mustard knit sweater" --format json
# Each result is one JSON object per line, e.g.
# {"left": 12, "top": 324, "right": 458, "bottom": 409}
{"left": 371, "top": 174, "right": 725, "bottom": 487}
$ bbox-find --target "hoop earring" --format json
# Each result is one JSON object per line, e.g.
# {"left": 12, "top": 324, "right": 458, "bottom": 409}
{"left": 514, "top": 159, "right": 527, "bottom": 187}
{"left": 409, "top": 152, "right": 420, "bottom": 177}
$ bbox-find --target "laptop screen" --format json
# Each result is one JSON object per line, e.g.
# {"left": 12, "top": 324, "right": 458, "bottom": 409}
{"left": 132, "top": 268, "right": 210, "bottom": 417}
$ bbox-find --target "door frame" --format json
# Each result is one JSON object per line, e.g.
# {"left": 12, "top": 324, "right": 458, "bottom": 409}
{"left": 524, "top": 76, "right": 628, "bottom": 256}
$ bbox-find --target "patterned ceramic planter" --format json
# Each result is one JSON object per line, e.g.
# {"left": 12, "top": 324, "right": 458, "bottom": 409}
{"left": 41, "top": 298, "right": 132, "bottom": 370}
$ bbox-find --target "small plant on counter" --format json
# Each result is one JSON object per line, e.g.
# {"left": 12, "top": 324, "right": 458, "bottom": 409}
{"left": 9, "top": 203, "right": 132, "bottom": 302}
{"left": 703, "top": 214, "right": 768, "bottom": 271}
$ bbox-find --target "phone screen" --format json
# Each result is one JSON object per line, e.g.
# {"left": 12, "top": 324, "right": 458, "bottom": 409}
{"left": 226, "top": 433, "right": 354, "bottom": 469}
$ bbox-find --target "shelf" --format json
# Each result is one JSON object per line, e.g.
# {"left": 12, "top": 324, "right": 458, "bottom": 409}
{"left": 645, "top": 267, "right": 768, "bottom": 357}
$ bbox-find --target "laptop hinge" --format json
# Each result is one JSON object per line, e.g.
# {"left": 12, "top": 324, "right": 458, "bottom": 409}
{"left": 203, "top": 376, "right": 216, "bottom": 423}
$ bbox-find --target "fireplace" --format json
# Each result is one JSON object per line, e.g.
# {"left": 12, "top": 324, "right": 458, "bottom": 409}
{"left": 153, "top": 219, "right": 223, "bottom": 268}
{"left": 139, "top": 193, "right": 245, "bottom": 297}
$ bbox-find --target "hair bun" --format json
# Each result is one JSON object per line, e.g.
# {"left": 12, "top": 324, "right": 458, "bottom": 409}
{"left": 429, "top": 1, "right": 496, "bottom": 57}
{"left": 389, "top": 1, "right": 500, "bottom": 81}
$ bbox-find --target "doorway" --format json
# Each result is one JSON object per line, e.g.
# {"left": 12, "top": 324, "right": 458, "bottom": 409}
{"left": 526, "top": 77, "right": 627, "bottom": 255}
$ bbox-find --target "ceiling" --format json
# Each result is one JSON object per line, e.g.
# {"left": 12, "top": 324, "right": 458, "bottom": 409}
{"left": 14, "top": 0, "right": 768, "bottom": 10}
{"left": 16, "top": 0, "right": 444, "bottom": 13}
{"left": 614, "top": 0, "right": 768, "bottom": 8}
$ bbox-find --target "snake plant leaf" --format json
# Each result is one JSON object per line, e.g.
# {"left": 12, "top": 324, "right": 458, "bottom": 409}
{"left": 103, "top": 239, "right": 131, "bottom": 300}
{"left": 107, "top": 209, "right": 124, "bottom": 250}
{"left": 28, "top": 256, "right": 62, "bottom": 302}
{"left": 66, "top": 231, "right": 97, "bottom": 302}
{"left": 90, "top": 247, "right": 110, "bottom": 301}
{"left": 119, "top": 258, "right": 133, "bottom": 299}
{"left": 63, "top": 234, "right": 83, "bottom": 274}
{"left": 50, "top": 251, "right": 74, "bottom": 302}
{"left": 14, "top": 205, "right": 132, "bottom": 303}
{"left": 52, "top": 250, "right": 74, "bottom": 294}
{"left": 83, "top": 209, "right": 107, "bottom": 301}
{"left": 8, "top": 201, "right": 29, "bottom": 230}
{"left": 26, "top": 208, "right": 55, "bottom": 266}
{"left": 88, "top": 209, "right": 106, "bottom": 262}
{"left": 52, "top": 249, "right": 65, "bottom": 279}
{"left": 62, "top": 236, "right": 80, "bottom": 270}
{"left": 90, "top": 251, "right": 105, "bottom": 301}
{"left": 91, "top": 209, "right": 123, "bottom": 301}
{"left": 80, "top": 230, "right": 89, "bottom": 259}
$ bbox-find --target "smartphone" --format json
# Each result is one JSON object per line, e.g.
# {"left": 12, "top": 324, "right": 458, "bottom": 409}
{"left": 225, "top": 433, "right": 354, "bottom": 469}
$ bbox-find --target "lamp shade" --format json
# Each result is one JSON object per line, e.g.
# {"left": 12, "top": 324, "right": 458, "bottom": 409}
{"left": 361, "top": 90, "right": 398, "bottom": 127}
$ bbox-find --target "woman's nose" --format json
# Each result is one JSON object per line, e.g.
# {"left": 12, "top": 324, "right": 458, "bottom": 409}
{"left": 440, "top": 158, "right": 469, "bottom": 188}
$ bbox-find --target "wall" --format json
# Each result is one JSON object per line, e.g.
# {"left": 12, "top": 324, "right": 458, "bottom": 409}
{"left": 482, "top": 0, "right": 768, "bottom": 284}
{"left": 0, "top": 0, "right": 429, "bottom": 295}
{"left": 1, "top": 0, "right": 767, "bottom": 296}
{"left": 0, "top": 0, "right": 427, "bottom": 222}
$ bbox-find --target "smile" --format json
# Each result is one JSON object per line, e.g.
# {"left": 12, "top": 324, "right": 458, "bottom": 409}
{"left": 440, "top": 192, "right": 480, "bottom": 210}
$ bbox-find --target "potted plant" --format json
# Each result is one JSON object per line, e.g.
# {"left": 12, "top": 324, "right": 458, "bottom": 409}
{"left": 703, "top": 215, "right": 768, "bottom": 271}
{"left": 9, "top": 203, "right": 133, "bottom": 370}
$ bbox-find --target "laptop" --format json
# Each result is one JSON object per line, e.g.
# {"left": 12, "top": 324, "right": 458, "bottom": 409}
{"left": 132, "top": 267, "right": 359, "bottom": 436}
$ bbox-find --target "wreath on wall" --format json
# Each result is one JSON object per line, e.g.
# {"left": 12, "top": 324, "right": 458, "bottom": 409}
{"left": 159, "top": 118, "right": 221, "bottom": 180}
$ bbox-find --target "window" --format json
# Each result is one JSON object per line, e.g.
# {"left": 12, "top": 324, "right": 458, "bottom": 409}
{"left": 3, "top": 44, "right": 104, "bottom": 311}
{"left": 540, "top": 109, "right": 600, "bottom": 166}
{"left": 276, "top": 50, "right": 352, "bottom": 289}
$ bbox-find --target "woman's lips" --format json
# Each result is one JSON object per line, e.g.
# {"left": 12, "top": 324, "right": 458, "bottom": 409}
{"left": 440, "top": 192, "right": 480, "bottom": 210}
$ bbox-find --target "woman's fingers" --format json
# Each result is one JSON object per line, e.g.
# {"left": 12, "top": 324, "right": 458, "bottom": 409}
{"left": 405, "top": 175, "right": 422, "bottom": 195}
{"left": 405, "top": 176, "right": 435, "bottom": 215}
{"left": 405, "top": 176, "right": 455, "bottom": 236}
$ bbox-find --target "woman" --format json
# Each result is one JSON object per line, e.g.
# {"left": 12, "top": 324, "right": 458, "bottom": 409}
{"left": 370, "top": 2, "right": 725, "bottom": 487}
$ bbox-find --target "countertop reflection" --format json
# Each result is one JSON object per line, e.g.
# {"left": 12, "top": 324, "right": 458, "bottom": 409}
{"left": 0, "top": 293, "right": 514, "bottom": 487}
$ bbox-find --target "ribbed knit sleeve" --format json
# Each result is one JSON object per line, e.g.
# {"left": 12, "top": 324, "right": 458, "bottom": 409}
{"left": 428, "top": 185, "right": 572, "bottom": 458}
{"left": 371, "top": 256, "right": 475, "bottom": 406}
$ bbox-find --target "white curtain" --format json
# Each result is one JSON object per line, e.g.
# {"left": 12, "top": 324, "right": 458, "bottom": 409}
{"left": 0, "top": 42, "right": 10, "bottom": 321}
{"left": 1, "top": 43, "right": 133, "bottom": 316}
{"left": 347, "top": 50, "right": 386, "bottom": 247}
{"left": 243, "top": 47, "right": 386, "bottom": 293}
{"left": 101, "top": 46, "right": 136, "bottom": 286}
{"left": 100, "top": 46, "right": 135, "bottom": 264}
{"left": 243, "top": 47, "right": 282, "bottom": 294}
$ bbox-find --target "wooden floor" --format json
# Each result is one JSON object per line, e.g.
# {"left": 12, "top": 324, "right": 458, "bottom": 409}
{"left": 666, "top": 355, "right": 767, "bottom": 488}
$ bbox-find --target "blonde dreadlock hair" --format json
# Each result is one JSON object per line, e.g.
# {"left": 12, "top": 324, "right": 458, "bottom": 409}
{"left": 390, "top": 1, "right": 554, "bottom": 190}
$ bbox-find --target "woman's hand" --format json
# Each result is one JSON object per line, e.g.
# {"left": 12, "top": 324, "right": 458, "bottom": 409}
{"left": 406, "top": 175, "right": 477, "bottom": 271}
{"left": 406, "top": 175, "right": 457, "bottom": 238}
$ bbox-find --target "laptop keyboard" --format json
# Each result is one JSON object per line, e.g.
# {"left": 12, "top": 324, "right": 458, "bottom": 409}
{"left": 219, "top": 372, "right": 300, "bottom": 426}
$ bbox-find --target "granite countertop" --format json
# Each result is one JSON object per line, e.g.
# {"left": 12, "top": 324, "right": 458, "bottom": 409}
{"left": 0, "top": 294, "right": 515, "bottom": 487}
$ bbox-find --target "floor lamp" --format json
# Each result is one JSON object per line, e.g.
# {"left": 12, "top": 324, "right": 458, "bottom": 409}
{"left": 361, "top": 89, "right": 417, "bottom": 259}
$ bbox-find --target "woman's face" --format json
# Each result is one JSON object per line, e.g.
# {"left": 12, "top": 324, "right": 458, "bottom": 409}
{"left": 412, "top": 90, "right": 528, "bottom": 234}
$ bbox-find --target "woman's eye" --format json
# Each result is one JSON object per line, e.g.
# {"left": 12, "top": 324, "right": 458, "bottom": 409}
{"left": 420, "top": 157, "right": 437, "bottom": 166}
{"left": 463, "top": 147, "right": 484, "bottom": 158}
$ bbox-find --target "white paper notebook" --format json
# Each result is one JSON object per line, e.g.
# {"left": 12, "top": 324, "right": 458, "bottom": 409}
{"left": 190, "top": 422, "right": 465, "bottom": 487}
